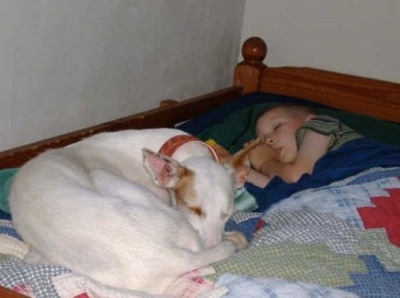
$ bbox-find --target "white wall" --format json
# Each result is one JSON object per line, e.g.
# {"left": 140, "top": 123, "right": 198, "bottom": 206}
{"left": 0, "top": 0, "right": 245, "bottom": 151}
{"left": 241, "top": 0, "right": 400, "bottom": 83}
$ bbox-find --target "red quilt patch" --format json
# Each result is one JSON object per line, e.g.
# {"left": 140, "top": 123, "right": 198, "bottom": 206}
{"left": 357, "top": 186, "right": 400, "bottom": 247}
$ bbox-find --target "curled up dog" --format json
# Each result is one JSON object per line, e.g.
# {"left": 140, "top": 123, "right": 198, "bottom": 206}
{"left": 9, "top": 128, "right": 258, "bottom": 295}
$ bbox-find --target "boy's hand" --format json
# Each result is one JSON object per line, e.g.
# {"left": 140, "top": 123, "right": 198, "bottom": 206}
{"left": 249, "top": 142, "right": 280, "bottom": 171}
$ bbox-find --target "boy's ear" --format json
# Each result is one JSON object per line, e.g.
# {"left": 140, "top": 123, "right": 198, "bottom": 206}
{"left": 226, "top": 138, "right": 263, "bottom": 188}
{"left": 305, "top": 113, "right": 315, "bottom": 122}
{"left": 142, "top": 149, "right": 187, "bottom": 188}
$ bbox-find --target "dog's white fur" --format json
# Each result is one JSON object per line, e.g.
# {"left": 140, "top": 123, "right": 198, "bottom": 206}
{"left": 9, "top": 128, "right": 250, "bottom": 295}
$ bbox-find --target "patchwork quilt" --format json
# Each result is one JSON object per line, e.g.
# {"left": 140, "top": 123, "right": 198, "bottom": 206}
{"left": 1, "top": 166, "right": 400, "bottom": 297}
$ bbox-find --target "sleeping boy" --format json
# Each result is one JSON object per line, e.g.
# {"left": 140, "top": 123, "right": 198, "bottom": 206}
{"left": 210, "top": 104, "right": 400, "bottom": 212}
{"left": 245, "top": 104, "right": 362, "bottom": 188}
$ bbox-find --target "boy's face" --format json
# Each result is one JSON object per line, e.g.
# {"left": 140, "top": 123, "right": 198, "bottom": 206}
{"left": 255, "top": 107, "right": 307, "bottom": 163}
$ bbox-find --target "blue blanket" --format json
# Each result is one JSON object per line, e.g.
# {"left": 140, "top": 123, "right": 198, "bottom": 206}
{"left": 247, "top": 138, "right": 400, "bottom": 212}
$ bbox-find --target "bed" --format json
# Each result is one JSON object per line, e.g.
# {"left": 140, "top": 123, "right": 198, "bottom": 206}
{"left": 1, "top": 36, "right": 399, "bottom": 298}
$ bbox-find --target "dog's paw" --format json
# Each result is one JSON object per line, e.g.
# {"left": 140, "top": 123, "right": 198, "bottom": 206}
{"left": 223, "top": 231, "right": 248, "bottom": 252}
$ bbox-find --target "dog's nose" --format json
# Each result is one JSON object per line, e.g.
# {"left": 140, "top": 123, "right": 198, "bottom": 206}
{"left": 204, "top": 233, "right": 222, "bottom": 249}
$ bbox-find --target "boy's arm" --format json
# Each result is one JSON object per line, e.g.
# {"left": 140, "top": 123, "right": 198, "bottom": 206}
{"left": 246, "top": 168, "right": 271, "bottom": 188}
{"left": 259, "top": 130, "right": 331, "bottom": 183}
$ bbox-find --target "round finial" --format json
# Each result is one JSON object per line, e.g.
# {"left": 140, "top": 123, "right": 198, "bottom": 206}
{"left": 241, "top": 37, "right": 267, "bottom": 63}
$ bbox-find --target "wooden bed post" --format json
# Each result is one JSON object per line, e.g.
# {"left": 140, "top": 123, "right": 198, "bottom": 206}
{"left": 234, "top": 36, "right": 267, "bottom": 94}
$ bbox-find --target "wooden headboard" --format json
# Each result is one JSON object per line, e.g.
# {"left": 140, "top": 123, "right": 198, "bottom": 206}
{"left": 234, "top": 37, "right": 400, "bottom": 124}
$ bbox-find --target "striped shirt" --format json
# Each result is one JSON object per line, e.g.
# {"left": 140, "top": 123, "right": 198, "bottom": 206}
{"left": 296, "top": 115, "right": 363, "bottom": 151}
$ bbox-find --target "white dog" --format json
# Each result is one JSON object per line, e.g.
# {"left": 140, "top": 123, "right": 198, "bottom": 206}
{"left": 9, "top": 128, "right": 256, "bottom": 295}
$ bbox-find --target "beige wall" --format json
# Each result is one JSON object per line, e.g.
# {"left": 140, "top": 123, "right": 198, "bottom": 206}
{"left": 241, "top": 0, "right": 400, "bottom": 83}
{"left": 0, "top": 0, "right": 245, "bottom": 151}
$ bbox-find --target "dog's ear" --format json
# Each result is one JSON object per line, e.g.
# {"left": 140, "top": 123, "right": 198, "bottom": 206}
{"left": 225, "top": 138, "right": 263, "bottom": 188}
{"left": 142, "top": 149, "right": 187, "bottom": 188}
{"left": 226, "top": 152, "right": 250, "bottom": 189}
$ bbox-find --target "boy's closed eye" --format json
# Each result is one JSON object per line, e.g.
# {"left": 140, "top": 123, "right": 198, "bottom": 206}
{"left": 273, "top": 124, "right": 281, "bottom": 131}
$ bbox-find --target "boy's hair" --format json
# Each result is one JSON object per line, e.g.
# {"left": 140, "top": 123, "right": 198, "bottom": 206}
{"left": 257, "top": 104, "right": 314, "bottom": 121}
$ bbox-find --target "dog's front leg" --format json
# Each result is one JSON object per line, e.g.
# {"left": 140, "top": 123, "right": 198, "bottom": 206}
{"left": 223, "top": 231, "right": 248, "bottom": 251}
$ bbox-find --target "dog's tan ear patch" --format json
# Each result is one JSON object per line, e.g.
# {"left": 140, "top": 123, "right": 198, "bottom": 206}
{"left": 173, "top": 170, "right": 203, "bottom": 215}
{"left": 228, "top": 138, "right": 263, "bottom": 188}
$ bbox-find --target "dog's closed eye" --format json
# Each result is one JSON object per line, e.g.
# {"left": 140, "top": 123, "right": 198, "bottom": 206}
{"left": 188, "top": 206, "right": 204, "bottom": 217}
